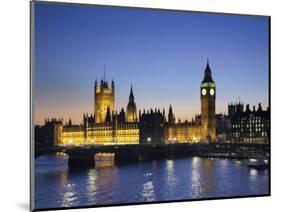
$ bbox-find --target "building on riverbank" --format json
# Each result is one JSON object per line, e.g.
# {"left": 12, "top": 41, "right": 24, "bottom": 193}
{"left": 35, "top": 118, "right": 63, "bottom": 148}
{"left": 36, "top": 61, "right": 218, "bottom": 146}
{"left": 230, "top": 103, "right": 269, "bottom": 144}
{"left": 163, "top": 61, "right": 216, "bottom": 143}
{"left": 60, "top": 82, "right": 140, "bottom": 145}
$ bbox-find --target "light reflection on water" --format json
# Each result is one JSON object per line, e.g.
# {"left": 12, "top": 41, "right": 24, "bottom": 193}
{"left": 191, "top": 157, "right": 202, "bottom": 198}
{"left": 142, "top": 181, "right": 155, "bottom": 201}
{"left": 60, "top": 171, "right": 77, "bottom": 207}
{"left": 35, "top": 155, "right": 269, "bottom": 210}
{"left": 165, "top": 160, "right": 175, "bottom": 187}
{"left": 62, "top": 189, "right": 77, "bottom": 207}
{"left": 87, "top": 169, "right": 97, "bottom": 203}
{"left": 250, "top": 168, "right": 258, "bottom": 178}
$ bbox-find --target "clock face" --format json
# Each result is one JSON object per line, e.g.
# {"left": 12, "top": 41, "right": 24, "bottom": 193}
{"left": 201, "top": 88, "right": 207, "bottom": 96}
{"left": 210, "top": 88, "right": 215, "bottom": 96}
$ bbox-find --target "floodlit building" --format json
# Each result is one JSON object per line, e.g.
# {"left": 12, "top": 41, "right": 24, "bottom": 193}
{"left": 163, "top": 61, "right": 216, "bottom": 143}
{"left": 38, "top": 61, "right": 219, "bottom": 146}
{"left": 59, "top": 79, "right": 139, "bottom": 146}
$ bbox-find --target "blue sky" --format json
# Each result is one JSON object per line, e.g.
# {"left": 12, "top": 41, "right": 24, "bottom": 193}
{"left": 34, "top": 2, "right": 269, "bottom": 125}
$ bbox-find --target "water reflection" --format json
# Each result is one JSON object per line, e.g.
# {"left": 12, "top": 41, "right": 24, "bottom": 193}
{"left": 191, "top": 157, "right": 202, "bottom": 198}
{"left": 87, "top": 166, "right": 119, "bottom": 204}
{"left": 95, "top": 161, "right": 115, "bottom": 168}
{"left": 35, "top": 155, "right": 269, "bottom": 209}
{"left": 235, "top": 160, "right": 242, "bottom": 166}
{"left": 60, "top": 171, "right": 78, "bottom": 207}
{"left": 142, "top": 181, "right": 155, "bottom": 201}
{"left": 62, "top": 190, "right": 77, "bottom": 207}
{"left": 249, "top": 168, "right": 258, "bottom": 180}
{"left": 142, "top": 162, "right": 156, "bottom": 202}
{"left": 87, "top": 169, "right": 97, "bottom": 203}
{"left": 58, "top": 169, "right": 69, "bottom": 187}
{"left": 95, "top": 153, "right": 115, "bottom": 168}
{"left": 166, "top": 160, "right": 175, "bottom": 186}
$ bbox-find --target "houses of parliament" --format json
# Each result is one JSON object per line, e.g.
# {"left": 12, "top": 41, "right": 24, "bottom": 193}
{"left": 48, "top": 61, "right": 216, "bottom": 146}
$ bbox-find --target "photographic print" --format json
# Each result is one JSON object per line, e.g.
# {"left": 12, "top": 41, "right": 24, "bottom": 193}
{"left": 31, "top": 1, "right": 270, "bottom": 211}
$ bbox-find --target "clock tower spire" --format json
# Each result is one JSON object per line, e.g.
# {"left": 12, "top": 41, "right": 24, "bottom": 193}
{"left": 200, "top": 60, "right": 216, "bottom": 142}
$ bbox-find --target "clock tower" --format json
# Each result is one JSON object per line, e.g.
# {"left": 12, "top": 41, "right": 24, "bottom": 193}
{"left": 200, "top": 60, "right": 216, "bottom": 142}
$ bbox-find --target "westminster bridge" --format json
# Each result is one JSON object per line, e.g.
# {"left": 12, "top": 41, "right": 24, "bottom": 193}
{"left": 34, "top": 143, "right": 269, "bottom": 167}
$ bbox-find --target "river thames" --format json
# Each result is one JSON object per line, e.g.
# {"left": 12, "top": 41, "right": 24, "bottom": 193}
{"left": 35, "top": 154, "right": 269, "bottom": 210}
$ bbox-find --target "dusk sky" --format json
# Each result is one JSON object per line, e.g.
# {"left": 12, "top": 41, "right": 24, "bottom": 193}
{"left": 34, "top": 2, "right": 269, "bottom": 125}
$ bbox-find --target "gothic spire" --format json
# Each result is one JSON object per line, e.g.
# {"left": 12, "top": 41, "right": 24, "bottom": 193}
{"left": 169, "top": 104, "right": 173, "bottom": 113}
{"left": 126, "top": 84, "right": 137, "bottom": 122}
{"left": 168, "top": 104, "right": 175, "bottom": 124}
{"left": 202, "top": 59, "right": 214, "bottom": 83}
{"left": 129, "top": 84, "right": 134, "bottom": 102}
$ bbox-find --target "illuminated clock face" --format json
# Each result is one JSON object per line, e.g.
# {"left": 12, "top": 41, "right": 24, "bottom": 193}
{"left": 201, "top": 88, "right": 207, "bottom": 96}
{"left": 210, "top": 88, "right": 215, "bottom": 96}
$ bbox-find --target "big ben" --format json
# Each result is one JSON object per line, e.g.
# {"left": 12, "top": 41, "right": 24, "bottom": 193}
{"left": 200, "top": 60, "right": 216, "bottom": 141}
